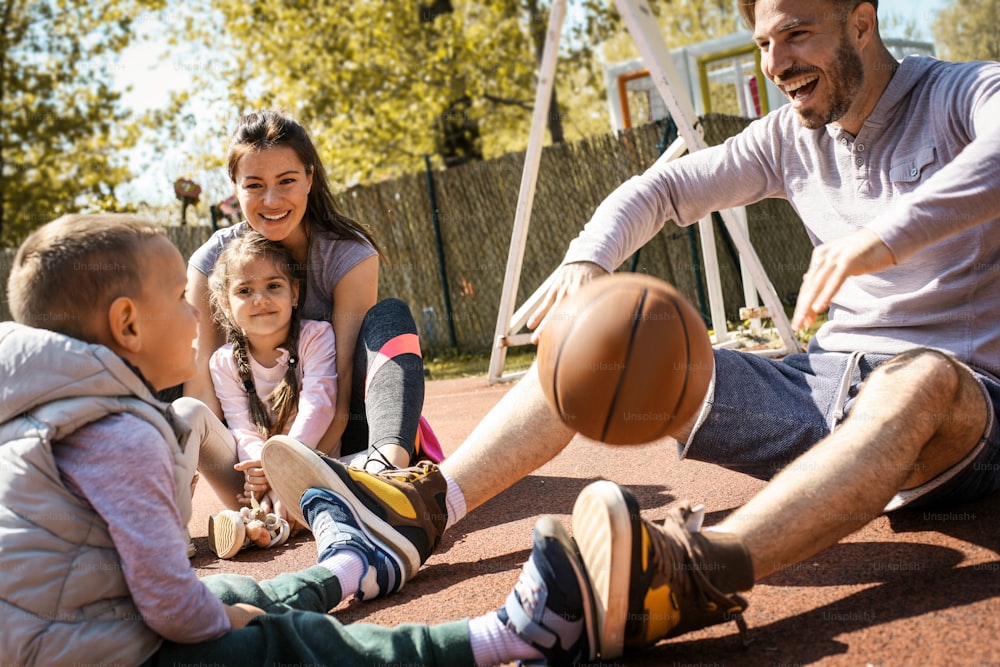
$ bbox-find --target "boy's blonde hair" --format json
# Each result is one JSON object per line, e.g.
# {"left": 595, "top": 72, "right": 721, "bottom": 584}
{"left": 7, "top": 214, "right": 166, "bottom": 340}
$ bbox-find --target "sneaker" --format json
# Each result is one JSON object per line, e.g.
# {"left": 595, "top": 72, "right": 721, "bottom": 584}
{"left": 261, "top": 434, "right": 448, "bottom": 580}
{"left": 572, "top": 480, "right": 753, "bottom": 659}
{"left": 208, "top": 503, "right": 291, "bottom": 560}
{"left": 497, "top": 515, "right": 597, "bottom": 666}
{"left": 300, "top": 487, "right": 405, "bottom": 600}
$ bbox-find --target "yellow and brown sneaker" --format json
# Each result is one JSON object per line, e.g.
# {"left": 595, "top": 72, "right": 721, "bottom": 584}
{"left": 261, "top": 435, "right": 447, "bottom": 581}
{"left": 572, "top": 480, "right": 753, "bottom": 659}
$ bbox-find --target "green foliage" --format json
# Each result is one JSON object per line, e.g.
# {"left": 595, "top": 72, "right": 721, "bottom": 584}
{"left": 934, "top": 0, "right": 1000, "bottom": 61}
{"left": 599, "top": 0, "right": 743, "bottom": 62}
{"left": 197, "top": 0, "right": 569, "bottom": 183}
{"left": 160, "top": 0, "right": 742, "bottom": 190}
{"left": 1, "top": 0, "right": 162, "bottom": 244}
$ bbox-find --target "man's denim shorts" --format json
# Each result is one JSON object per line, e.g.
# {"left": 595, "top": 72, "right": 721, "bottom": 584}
{"left": 681, "top": 348, "right": 1000, "bottom": 510}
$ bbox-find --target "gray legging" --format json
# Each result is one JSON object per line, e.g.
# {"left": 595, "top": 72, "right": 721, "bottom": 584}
{"left": 340, "top": 298, "right": 425, "bottom": 463}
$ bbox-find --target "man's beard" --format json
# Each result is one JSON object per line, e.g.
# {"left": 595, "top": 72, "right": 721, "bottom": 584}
{"left": 797, "top": 35, "right": 865, "bottom": 129}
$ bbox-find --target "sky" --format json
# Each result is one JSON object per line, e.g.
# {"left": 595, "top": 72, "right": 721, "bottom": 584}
{"left": 111, "top": 0, "right": 950, "bottom": 209}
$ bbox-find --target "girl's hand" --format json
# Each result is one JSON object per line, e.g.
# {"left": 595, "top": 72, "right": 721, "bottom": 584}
{"left": 235, "top": 459, "right": 271, "bottom": 503}
{"left": 254, "top": 489, "right": 303, "bottom": 535}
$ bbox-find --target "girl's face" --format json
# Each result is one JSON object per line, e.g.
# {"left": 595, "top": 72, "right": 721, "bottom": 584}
{"left": 233, "top": 145, "right": 313, "bottom": 255}
{"left": 225, "top": 255, "right": 299, "bottom": 347}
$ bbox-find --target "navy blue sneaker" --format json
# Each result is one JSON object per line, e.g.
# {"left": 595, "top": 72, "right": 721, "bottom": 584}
{"left": 263, "top": 434, "right": 447, "bottom": 582}
{"left": 300, "top": 487, "right": 405, "bottom": 600}
{"left": 498, "top": 516, "right": 597, "bottom": 666}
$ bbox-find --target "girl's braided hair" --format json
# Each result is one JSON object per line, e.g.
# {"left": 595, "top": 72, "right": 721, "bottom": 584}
{"left": 209, "top": 231, "right": 305, "bottom": 438}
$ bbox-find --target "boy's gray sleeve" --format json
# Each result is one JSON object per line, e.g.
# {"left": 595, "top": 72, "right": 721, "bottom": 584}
{"left": 57, "top": 413, "right": 231, "bottom": 643}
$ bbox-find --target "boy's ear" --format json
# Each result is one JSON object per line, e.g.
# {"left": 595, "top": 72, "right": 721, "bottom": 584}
{"left": 107, "top": 296, "right": 142, "bottom": 353}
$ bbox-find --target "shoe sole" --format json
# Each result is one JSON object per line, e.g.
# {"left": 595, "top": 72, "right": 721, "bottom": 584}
{"left": 208, "top": 511, "right": 245, "bottom": 560}
{"left": 536, "top": 515, "right": 599, "bottom": 662}
{"left": 572, "top": 480, "right": 635, "bottom": 660}
{"left": 261, "top": 435, "right": 421, "bottom": 579}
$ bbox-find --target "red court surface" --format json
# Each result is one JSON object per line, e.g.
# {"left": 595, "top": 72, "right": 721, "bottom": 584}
{"left": 190, "top": 374, "right": 1000, "bottom": 666}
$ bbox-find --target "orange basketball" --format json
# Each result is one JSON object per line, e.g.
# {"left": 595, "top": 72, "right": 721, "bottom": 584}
{"left": 537, "top": 274, "right": 713, "bottom": 445}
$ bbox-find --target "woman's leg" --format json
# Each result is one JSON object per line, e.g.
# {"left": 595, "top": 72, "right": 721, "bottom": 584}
{"left": 341, "top": 298, "right": 425, "bottom": 471}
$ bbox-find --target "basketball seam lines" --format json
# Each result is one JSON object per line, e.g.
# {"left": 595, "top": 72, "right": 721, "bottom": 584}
{"left": 603, "top": 288, "right": 647, "bottom": 442}
{"left": 671, "top": 294, "right": 693, "bottom": 424}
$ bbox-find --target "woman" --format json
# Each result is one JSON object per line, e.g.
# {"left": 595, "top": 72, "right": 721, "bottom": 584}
{"left": 186, "top": 110, "right": 438, "bottom": 510}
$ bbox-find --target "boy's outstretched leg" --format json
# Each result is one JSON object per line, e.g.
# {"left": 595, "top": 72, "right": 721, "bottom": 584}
{"left": 301, "top": 487, "right": 406, "bottom": 600}
{"left": 494, "top": 515, "right": 598, "bottom": 666}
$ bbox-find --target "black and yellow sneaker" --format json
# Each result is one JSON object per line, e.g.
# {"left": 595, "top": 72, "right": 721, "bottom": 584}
{"left": 262, "top": 435, "right": 447, "bottom": 582}
{"left": 572, "top": 480, "right": 753, "bottom": 659}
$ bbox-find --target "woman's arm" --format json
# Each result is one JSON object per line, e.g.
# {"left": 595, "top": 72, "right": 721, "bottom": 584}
{"left": 185, "top": 265, "right": 226, "bottom": 419}
{"left": 316, "top": 254, "right": 379, "bottom": 456}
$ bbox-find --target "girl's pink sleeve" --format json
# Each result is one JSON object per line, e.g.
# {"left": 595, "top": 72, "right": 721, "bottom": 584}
{"left": 286, "top": 320, "right": 337, "bottom": 448}
{"left": 210, "top": 346, "right": 267, "bottom": 461}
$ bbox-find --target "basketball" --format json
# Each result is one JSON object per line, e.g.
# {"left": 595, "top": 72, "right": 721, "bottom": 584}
{"left": 536, "top": 273, "right": 714, "bottom": 445}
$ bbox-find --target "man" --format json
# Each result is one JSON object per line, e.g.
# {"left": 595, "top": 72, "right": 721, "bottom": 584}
{"left": 263, "top": 0, "right": 1000, "bottom": 659}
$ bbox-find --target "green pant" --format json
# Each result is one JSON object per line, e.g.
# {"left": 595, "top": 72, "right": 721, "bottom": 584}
{"left": 144, "top": 566, "right": 475, "bottom": 667}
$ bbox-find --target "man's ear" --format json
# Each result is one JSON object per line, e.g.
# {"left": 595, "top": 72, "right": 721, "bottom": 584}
{"left": 107, "top": 296, "right": 142, "bottom": 353}
{"left": 851, "top": 2, "right": 878, "bottom": 48}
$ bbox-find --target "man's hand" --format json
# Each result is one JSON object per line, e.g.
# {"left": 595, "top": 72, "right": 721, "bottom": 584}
{"left": 528, "top": 262, "right": 610, "bottom": 344}
{"left": 792, "top": 227, "right": 896, "bottom": 331}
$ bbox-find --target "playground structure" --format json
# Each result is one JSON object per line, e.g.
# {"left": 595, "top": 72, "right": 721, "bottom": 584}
{"left": 487, "top": 2, "right": 934, "bottom": 384}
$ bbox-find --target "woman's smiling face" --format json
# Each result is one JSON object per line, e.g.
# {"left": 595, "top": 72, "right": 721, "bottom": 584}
{"left": 234, "top": 145, "right": 314, "bottom": 247}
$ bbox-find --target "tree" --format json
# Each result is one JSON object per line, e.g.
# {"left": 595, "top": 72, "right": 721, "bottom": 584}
{"left": 0, "top": 0, "right": 160, "bottom": 244}
{"left": 162, "top": 1, "right": 640, "bottom": 185}
{"left": 157, "top": 1, "right": 742, "bottom": 189}
{"left": 933, "top": 0, "right": 1000, "bottom": 62}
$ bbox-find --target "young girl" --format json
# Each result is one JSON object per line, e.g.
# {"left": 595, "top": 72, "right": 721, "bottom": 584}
{"left": 187, "top": 110, "right": 444, "bottom": 479}
{"left": 205, "top": 230, "right": 338, "bottom": 558}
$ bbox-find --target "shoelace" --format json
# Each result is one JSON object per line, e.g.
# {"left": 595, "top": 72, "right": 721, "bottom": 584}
{"left": 648, "top": 503, "right": 752, "bottom": 645}
{"left": 377, "top": 460, "right": 438, "bottom": 484}
{"left": 363, "top": 446, "right": 399, "bottom": 474}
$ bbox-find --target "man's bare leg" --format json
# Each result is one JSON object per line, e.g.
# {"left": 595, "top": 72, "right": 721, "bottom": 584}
{"left": 440, "top": 364, "right": 576, "bottom": 512}
{"left": 720, "top": 349, "right": 988, "bottom": 579}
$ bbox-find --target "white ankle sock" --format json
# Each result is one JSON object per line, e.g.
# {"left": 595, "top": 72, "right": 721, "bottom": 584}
{"left": 442, "top": 470, "right": 466, "bottom": 531}
{"left": 318, "top": 550, "right": 366, "bottom": 604}
{"left": 468, "top": 611, "right": 541, "bottom": 666}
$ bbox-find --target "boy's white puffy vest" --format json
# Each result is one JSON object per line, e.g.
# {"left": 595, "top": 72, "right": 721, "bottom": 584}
{"left": 0, "top": 322, "right": 194, "bottom": 666}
